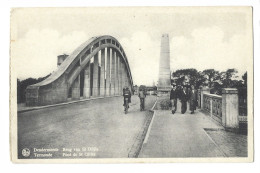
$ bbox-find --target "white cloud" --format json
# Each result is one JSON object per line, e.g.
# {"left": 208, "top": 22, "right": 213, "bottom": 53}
{"left": 13, "top": 29, "right": 89, "bottom": 80}
{"left": 120, "top": 31, "right": 160, "bottom": 86}
{"left": 170, "top": 26, "right": 250, "bottom": 75}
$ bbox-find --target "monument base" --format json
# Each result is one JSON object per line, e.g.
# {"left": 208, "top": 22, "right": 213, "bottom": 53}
{"left": 157, "top": 86, "right": 172, "bottom": 96}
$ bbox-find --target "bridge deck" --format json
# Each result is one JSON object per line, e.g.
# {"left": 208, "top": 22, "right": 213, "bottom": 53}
{"left": 18, "top": 95, "right": 157, "bottom": 159}
{"left": 17, "top": 96, "right": 247, "bottom": 158}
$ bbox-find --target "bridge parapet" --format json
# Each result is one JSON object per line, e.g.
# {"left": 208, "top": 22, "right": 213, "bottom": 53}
{"left": 199, "top": 87, "right": 247, "bottom": 133}
{"left": 203, "top": 93, "right": 222, "bottom": 123}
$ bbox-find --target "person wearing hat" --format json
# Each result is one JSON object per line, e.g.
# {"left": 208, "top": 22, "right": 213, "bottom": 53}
{"left": 180, "top": 85, "right": 189, "bottom": 114}
{"left": 170, "top": 84, "right": 178, "bottom": 114}
{"left": 189, "top": 85, "right": 198, "bottom": 114}
{"left": 138, "top": 88, "right": 146, "bottom": 111}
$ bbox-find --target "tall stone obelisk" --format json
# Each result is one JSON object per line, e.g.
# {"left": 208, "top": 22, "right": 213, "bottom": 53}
{"left": 158, "top": 34, "right": 171, "bottom": 94}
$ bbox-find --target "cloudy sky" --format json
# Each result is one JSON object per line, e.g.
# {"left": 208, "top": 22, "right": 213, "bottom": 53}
{"left": 11, "top": 7, "right": 252, "bottom": 85}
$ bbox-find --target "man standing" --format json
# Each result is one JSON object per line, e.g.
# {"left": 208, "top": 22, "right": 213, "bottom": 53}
{"left": 170, "top": 84, "right": 178, "bottom": 114}
{"left": 189, "top": 85, "right": 198, "bottom": 114}
{"left": 180, "top": 86, "right": 189, "bottom": 114}
{"left": 138, "top": 88, "right": 146, "bottom": 111}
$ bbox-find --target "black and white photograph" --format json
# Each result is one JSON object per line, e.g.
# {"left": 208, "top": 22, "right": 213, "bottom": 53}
{"left": 10, "top": 6, "right": 253, "bottom": 163}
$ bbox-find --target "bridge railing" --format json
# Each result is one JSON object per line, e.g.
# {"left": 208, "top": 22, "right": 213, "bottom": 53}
{"left": 203, "top": 93, "right": 222, "bottom": 123}
{"left": 238, "top": 87, "right": 248, "bottom": 134}
{"left": 199, "top": 87, "right": 247, "bottom": 133}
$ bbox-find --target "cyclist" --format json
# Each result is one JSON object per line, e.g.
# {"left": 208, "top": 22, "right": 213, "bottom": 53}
{"left": 123, "top": 86, "right": 131, "bottom": 108}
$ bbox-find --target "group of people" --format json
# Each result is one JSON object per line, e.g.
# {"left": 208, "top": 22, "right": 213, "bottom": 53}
{"left": 122, "top": 86, "right": 146, "bottom": 111}
{"left": 122, "top": 84, "right": 198, "bottom": 114}
{"left": 170, "top": 84, "right": 198, "bottom": 114}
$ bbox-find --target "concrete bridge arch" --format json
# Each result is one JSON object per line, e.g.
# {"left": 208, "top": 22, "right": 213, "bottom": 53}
{"left": 26, "top": 35, "right": 134, "bottom": 106}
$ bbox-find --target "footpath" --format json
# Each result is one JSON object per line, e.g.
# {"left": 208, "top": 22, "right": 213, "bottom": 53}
{"left": 139, "top": 105, "right": 247, "bottom": 158}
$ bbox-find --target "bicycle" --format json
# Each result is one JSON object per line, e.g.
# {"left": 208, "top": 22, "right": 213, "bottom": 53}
{"left": 124, "top": 97, "right": 129, "bottom": 114}
{"left": 140, "top": 98, "right": 145, "bottom": 111}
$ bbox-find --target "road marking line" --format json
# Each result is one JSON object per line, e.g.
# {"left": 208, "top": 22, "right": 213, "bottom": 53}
{"left": 143, "top": 110, "right": 157, "bottom": 144}
{"left": 151, "top": 99, "right": 157, "bottom": 111}
{"left": 128, "top": 98, "right": 157, "bottom": 157}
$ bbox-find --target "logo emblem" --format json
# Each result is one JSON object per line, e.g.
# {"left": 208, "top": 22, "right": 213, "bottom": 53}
{"left": 22, "top": 148, "right": 30, "bottom": 157}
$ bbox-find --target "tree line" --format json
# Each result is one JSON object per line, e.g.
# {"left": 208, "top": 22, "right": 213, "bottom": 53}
{"left": 171, "top": 68, "right": 247, "bottom": 95}
{"left": 17, "top": 74, "right": 51, "bottom": 103}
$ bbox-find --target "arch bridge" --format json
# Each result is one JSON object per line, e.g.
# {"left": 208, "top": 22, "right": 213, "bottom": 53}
{"left": 26, "top": 35, "right": 134, "bottom": 106}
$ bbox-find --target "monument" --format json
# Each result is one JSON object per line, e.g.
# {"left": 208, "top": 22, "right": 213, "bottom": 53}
{"left": 157, "top": 34, "right": 171, "bottom": 94}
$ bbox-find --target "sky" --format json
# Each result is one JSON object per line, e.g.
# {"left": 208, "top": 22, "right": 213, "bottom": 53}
{"left": 11, "top": 7, "right": 253, "bottom": 85}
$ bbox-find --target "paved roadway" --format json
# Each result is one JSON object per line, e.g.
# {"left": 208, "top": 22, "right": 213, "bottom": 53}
{"left": 18, "top": 95, "right": 157, "bottom": 159}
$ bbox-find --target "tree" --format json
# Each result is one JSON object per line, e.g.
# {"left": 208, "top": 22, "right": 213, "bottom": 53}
{"left": 242, "top": 72, "right": 247, "bottom": 87}
{"left": 17, "top": 73, "right": 51, "bottom": 103}
{"left": 171, "top": 68, "right": 245, "bottom": 95}
{"left": 195, "top": 71, "right": 207, "bottom": 88}
{"left": 172, "top": 68, "right": 198, "bottom": 86}
{"left": 202, "top": 69, "right": 220, "bottom": 88}
{"left": 220, "top": 68, "right": 238, "bottom": 88}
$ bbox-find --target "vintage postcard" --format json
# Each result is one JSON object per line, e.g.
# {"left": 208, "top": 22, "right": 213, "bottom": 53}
{"left": 10, "top": 7, "right": 253, "bottom": 163}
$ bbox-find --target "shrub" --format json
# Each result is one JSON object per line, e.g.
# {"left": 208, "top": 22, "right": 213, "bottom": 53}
{"left": 159, "top": 99, "right": 172, "bottom": 110}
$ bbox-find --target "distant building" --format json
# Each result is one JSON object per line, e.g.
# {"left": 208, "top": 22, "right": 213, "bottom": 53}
{"left": 57, "top": 54, "right": 69, "bottom": 66}
{"left": 133, "top": 85, "right": 139, "bottom": 95}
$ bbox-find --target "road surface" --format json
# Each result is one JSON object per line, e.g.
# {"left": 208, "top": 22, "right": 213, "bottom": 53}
{"left": 18, "top": 95, "right": 157, "bottom": 159}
